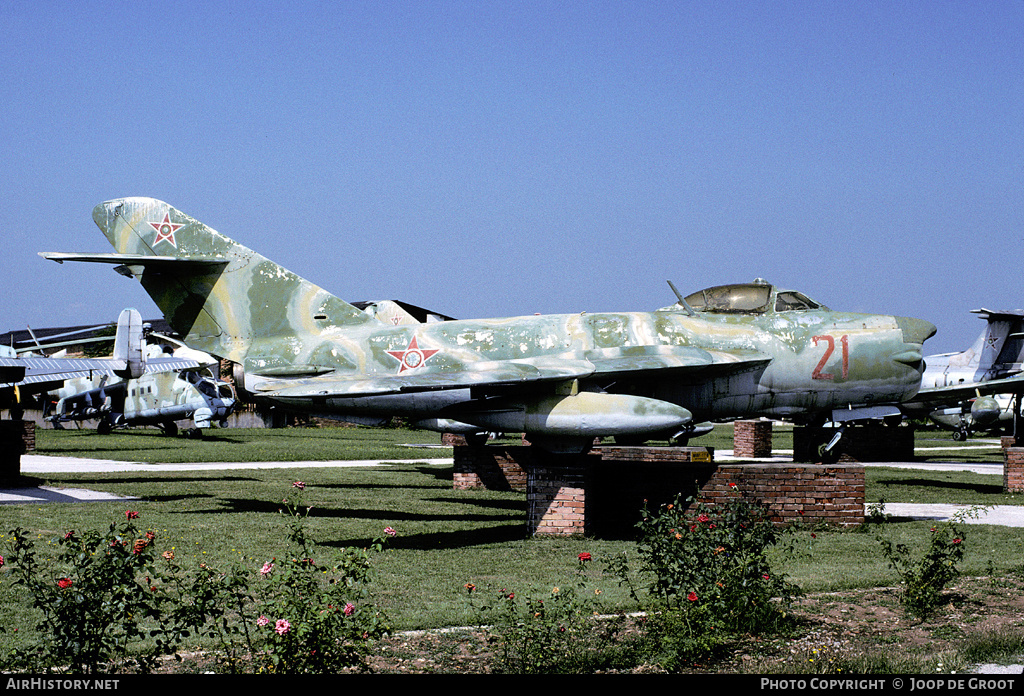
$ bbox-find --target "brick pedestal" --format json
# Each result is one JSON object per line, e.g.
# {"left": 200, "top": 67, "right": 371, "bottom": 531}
{"left": 699, "top": 463, "right": 864, "bottom": 527}
{"left": 453, "top": 445, "right": 529, "bottom": 491}
{"left": 454, "top": 444, "right": 865, "bottom": 536}
{"left": 1005, "top": 448, "right": 1024, "bottom": 493}
{"left": 442, "top": 433, "right": 467, "bottom": 447}
{"left": 526, "top": 460, "right": 591, "bottom": 536}
{"left": 0, "top": 419, "right": 32, "bottom": 484}
{"left": 733, "top": 420, "right": 773, "bottom": 458}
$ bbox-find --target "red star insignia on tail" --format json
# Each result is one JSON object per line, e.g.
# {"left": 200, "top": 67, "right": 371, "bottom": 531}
{"left": 148, "top": 213, "right": 183, "bottom": 248}
{"left": 386, "top": 336, "right": 439, "bottom": 373}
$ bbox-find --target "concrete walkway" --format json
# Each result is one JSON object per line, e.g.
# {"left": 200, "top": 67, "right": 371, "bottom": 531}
{"left": 17, "top": 454, "right": 453, "bottom": 474}
{"left": 879, "top": 502, "right": 1024, "bottom": 527}
{"left": 0, "top": 454, "right": 453, "bottom": 505}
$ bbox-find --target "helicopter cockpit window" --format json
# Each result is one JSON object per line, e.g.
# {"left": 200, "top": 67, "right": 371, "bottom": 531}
{"left": 683, "top": 283, "right": 773, "bottom": 314}
{"left": 774, "top": 291, "right": 822, "bottom": 312}
{"left": 197, "top": 379, "right": 218, "bottom": 398}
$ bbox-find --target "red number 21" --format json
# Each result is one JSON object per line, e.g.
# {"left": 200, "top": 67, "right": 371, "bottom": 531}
{"left": 812, "top": 334, "right": 849, "bottom": 381}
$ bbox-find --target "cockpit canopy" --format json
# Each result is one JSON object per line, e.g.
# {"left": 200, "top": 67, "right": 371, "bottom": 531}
{"left": 679, "top": 279, "right": 827, "bottom": 315}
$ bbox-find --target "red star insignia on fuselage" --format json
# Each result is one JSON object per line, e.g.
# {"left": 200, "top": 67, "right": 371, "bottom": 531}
{"left": 148, "top": 213, "right": 183, "bottom": 248}
{"left": 386, "top": 336, "right": 439, "bottom": 373}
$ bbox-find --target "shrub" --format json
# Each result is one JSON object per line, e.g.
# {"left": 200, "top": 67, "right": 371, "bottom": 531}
{"left": 3, "top": 512, "right": 165, "bottom": 673}
{"left": 877, "top": 507, "right": 982, "bottom": 619}
{"left": 611, "top": 490, "right": 801, "bottom": 669}
{"left": 2, "top": 482, "right": 393, "bottom": 674}
{"left": 159, "top": 481, "right": 392, "bottom": 673}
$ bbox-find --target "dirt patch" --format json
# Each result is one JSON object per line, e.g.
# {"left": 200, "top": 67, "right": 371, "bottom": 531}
{"left": 359, "top": 576, "right": 1024, "bottom": 674}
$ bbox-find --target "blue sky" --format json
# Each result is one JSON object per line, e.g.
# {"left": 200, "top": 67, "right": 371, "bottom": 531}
{"left": 1, "top": 1, "right": 1021, "bottom": 355}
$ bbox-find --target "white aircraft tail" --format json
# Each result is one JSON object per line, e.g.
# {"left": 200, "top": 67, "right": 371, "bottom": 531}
{"left": 971, "top": 309, "right": 1024, "bottom": 378}
{"left": 112, "top": 308, "right": 145, "bottom": 379}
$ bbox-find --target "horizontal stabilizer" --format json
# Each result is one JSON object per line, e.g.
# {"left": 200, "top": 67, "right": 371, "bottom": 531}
{"left": 972, "top": 308, "right": 1024, "bottom": 320}
{"left": 40, "top": 252, "right": 228, "bottom": 274}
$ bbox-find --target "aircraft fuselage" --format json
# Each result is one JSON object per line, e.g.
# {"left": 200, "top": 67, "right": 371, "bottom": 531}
{"left": 250, "top": 306, "right": 929, "bottom": 426}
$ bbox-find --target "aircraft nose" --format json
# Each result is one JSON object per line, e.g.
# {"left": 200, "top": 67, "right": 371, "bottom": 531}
{"left": 896, "top": 316, "right": 937, "bottom": 346}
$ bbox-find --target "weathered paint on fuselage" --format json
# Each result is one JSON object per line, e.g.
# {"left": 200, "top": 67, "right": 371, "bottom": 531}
{"left": 243, "top": 304, "right": 926, "bottom": 424}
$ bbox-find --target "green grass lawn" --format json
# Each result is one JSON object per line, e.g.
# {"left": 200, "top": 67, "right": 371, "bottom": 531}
{"left": 2, "top": 423, "right": 1021, "bottom": 656}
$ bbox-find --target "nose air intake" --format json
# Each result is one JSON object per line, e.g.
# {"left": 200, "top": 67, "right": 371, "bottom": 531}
{"left": 896, "top": 316, "right": 937, "bottom": 347}
{"left": 892, "top": 316, "right": 936, "bottom": 371}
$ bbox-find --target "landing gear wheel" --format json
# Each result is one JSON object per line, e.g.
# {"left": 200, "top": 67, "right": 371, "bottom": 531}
{"left": 97, "top": 420, "right": 112, "bottom": 435}
{"left": 161, "top": 422, "right": 178, "bottom": 437}
{"left": 817, "top": 441, "right": 841, "bottom": 464}
{"left": 952, "top": 429, "right": 968, "bottom": 442}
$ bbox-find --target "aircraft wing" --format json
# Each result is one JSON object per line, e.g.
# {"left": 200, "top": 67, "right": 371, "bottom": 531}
{"left": 581, "top": 345, "right": 770, "bottom": 378}
{"left": 256, "top": 346, "right": 770, "bottom": 399}
{"left": 906, "top": 374, "right": 1024, "bottom": 406}
{"left": 0, "top": 356, "right": 199, "bottom": 391}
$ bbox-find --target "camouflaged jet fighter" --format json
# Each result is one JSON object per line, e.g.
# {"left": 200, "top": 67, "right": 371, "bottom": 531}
{"left": 43, "top": 197, "right": 937, "bottom": 454}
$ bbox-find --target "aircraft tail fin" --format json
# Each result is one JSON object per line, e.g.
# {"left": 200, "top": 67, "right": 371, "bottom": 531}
{"left": 111, "top": 308, "right": 145, "bottom": 379}
{"left": 85, "top": 197, "right": 373, "bottom": 363}
{"left": 972, "top": 309, "right": 1024, "bottom": 376}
